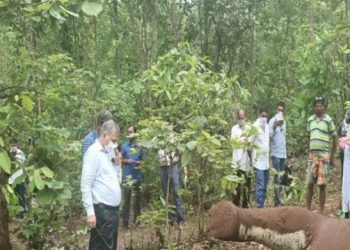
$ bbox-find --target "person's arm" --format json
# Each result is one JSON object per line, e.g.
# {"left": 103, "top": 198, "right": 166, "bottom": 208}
{"left": 121, "top": 145, "right": 134, "bottom": 165}
{"left": 330, "top": 133, "right": 337, "bottom": 166}
{"left": 80, "top": 149, "right": 98, "bottom": 228}
{"left": 329, "top": 118, "right": 337, "bottom": 166}
{"left": 269, "top": 117, "right": 278, "bottom": 139}
{"left": 136, "top": 147, "right": 145, "bottom": 165}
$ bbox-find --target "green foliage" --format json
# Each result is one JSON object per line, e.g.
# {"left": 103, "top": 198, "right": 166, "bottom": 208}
{"left": 1, "top": 0, "right": 350, "bottom": 248}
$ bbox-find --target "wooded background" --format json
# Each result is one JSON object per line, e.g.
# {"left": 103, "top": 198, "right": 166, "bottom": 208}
{"left": 1, "top": 0, "right": 350, "bottom": 249}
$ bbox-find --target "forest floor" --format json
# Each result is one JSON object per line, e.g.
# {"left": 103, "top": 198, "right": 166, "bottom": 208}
{"left": 9, "top": 158, "right": 345, "bottom": 250}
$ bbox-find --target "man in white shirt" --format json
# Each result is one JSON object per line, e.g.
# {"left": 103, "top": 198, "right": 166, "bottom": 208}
{"left": 8, "top": 138, "right": 27, "bottom": 216}
{"left": 231, "top": 109, "right": 251, "bottom": 208}
{"left": 252, "top": 108, "right": 270, "bottom": 208}
{"left": 81, "top": 120, "right": 122, "bottom": 250}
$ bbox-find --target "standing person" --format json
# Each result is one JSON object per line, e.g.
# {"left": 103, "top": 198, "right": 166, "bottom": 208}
{"left": 81, "top": 120, "right": 122, "bottom": 250}
{"left": 252, "top": 108, "right": 270, "bottom": 208}
{"left": 339, "top": 112, "right": 350, "bottom": 219}
{"left": 158, "top": 149, "right": 185, "bottom": 227}
{"left": 82, "top": 110, "right": 113, "bottom": 157}
{"left": 8, "top": 138, "right": 27, "bottom": 215}
{"left": 268, "top": 102, "right": 287, "bottom": 207}
{"left": 231, "top": 109, "right": 252, "bottom": 208}
{"left": 338, "top": 110, "right": 350, "bottom": 184}
{"left": 306, "top": 97, "right": 337, "bottom": 214}
{"left": 121, "top": 125, "right": 145, "bottom": 228}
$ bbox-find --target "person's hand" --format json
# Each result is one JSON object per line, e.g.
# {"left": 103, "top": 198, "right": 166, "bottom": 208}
{"left": 86, "top": 215, "right": 96, "bottom": 228}
{"left": 115, "top": 152, "right": 122, "bottom": 166}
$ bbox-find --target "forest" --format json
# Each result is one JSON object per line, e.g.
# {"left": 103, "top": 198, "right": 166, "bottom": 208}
{"left": 1, "top": 0, "right": 350, "bottom": 249}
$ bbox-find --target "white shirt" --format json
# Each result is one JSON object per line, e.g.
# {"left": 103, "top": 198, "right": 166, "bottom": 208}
{"left": 81, "top": 140, "right": 121, "bottom": 216}
{"left": 252, "top": 120, "right": 270, "bottom": 170}
{"left": 158, "top": 150, "right": 179, "bottom": 166}
{"left": 231, "top": 124, "right": 251, "bottom": 171}
{"left": 8, "top": 149, "right": 26, "bottom": 185}
{"left": 268, "top": 115, "right": 287, "bottom": 159}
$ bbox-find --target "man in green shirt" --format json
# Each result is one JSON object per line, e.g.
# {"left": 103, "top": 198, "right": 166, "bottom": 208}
{"left": 306, "top": 97, "right": 337, "bottom": 214}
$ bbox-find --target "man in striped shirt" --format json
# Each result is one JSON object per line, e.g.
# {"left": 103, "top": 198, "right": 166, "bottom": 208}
{"left": 306, "top": 97, "right": 337, "bottom": 214}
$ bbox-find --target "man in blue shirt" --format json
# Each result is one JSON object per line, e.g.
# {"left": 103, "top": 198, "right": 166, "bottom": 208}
{"left": 268, "top": 102, "right": 287, "bottom": 207}
{"left": 82, "top": 110, "right": 113, "bottom": 158}
{"left": 121, "top": 125, "right": 144, "bottom": 228}
{"left": 81, "top": 120, "right": 122, "bottom": 250}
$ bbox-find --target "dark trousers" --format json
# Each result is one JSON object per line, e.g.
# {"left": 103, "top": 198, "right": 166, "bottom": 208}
{"left": 89, "top": 204, "right": 119, "bottom": 250}
{"left": 14, "top": 183, "right": 26, "bottom": 214}
{"left": 122, "top": 180, "right": 141, "bottom": 227}
{"left": 160, "top": 164, "right": 184, "bottom": 223}
{"left": 232, "top": 170, "right": 251, "bottom": 208}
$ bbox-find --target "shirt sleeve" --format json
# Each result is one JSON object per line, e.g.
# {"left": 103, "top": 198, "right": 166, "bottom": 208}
{"left": 307, "top": 119, "right": 311, "bottom": 133}
{"left": 268, "top": 118, "right": 276, "bottom": 138}
{"left": 121, "top": 145, "right": 128, "bottom": 159}
{"left": 81, "top": 149, "right": 99, "bottom": 216}
{"left": 329, "top": 118, "right": 336, "bottom": 134}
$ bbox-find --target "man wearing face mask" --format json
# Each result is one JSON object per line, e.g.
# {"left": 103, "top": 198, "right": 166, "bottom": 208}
{"left": 231, "top": 109, "right": 252, "bottom": 208}
{"left": 268, "top": 101, "right": 287, "bottom": 207}
{"left": 121, "top": 125, "right": 145, "bottom": 229}
{"left": 306, "top": 97, "right": 337, "bottom": 215}
{"left": 252, "top": 108, "right": 270, "bottom": 208}
{"left": 81, "top": 120, "right": 122, "bottom": 250}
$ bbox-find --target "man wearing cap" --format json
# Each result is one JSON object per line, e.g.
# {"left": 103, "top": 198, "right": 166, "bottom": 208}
{"left": 121, "top": 125, "right": 145, "bottom": 228}
{"left": 306, "top": 97, "right": 337, "bottom": 214}
{"left": 268, "top": 101, "right": 287, "bottom": 207}
{"left": 82, "top": 110, "right": 113, "bottom": 158}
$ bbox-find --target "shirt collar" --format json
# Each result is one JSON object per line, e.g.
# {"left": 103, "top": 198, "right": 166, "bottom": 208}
{"left": 95, "top": 139, "right": 107, "bottom": 152}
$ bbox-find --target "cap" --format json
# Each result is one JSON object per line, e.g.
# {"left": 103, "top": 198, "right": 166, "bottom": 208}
{"left": 97, "top": 110, "right": 113, "bottom": 126}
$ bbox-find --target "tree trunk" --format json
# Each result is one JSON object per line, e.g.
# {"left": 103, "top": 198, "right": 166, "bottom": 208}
{"left": 248, "top": 0, "right": 256, "bottom": 114}
{"left": 0, "top": 173, "right": 11, "bottom": 250}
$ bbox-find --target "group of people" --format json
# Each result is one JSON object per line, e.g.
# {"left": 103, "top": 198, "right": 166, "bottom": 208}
{"left": 80, "top": 110, "right": 184, "bottom": 250}
{"left": 80, "top": 96, "right": 350, "bottom": 249}
{"left": 231, "top": 97, "right": 350, "bottom": 218}
{"left": 231, "top": 102, "right": 287, "bottom": 209}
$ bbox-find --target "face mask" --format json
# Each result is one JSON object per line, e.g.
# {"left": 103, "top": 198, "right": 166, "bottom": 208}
{"left": 258, "top": 117, "right": 267, "bottom": 128}
{"left": 238, "top": 119, "right": 245, "bottom": 127}
{"left": 106, "top": 141, "right": 118, "bottom": 154}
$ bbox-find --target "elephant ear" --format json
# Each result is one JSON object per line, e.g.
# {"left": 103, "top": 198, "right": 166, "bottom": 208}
{"left": 208, "top": 201, "right": 240, "bottom": 241}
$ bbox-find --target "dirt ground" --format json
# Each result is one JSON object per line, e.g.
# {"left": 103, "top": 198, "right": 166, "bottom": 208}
{"left": 9, "top": 159, "right": 344, "bottom": 250}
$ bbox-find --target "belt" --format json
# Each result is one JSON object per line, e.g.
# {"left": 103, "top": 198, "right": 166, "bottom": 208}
{"left": 94, "top": 203, "right": 119, "bottom": 211}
